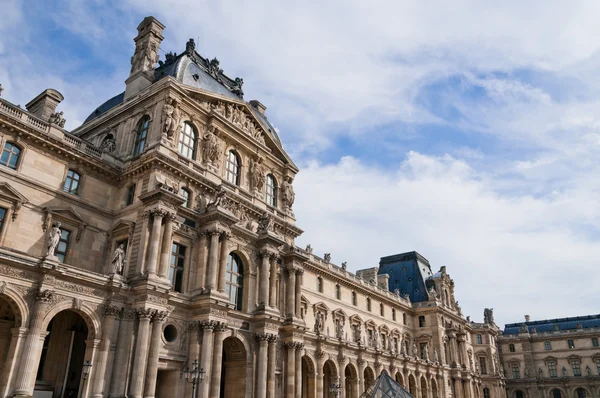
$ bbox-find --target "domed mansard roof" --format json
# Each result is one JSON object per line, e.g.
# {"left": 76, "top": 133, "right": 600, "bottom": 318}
{"left": 83, "top": 39, "right": 282, "bottom": 147}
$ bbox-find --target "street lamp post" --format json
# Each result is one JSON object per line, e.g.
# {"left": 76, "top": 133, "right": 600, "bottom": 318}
{"left": 329, "top": 377, "right": 342, "bottom": 397}
{"left": 79, "top": 360, "right": 92, "bottom": 398}
{"left": 181, "top": 359, "right": 206, "bottom": 398}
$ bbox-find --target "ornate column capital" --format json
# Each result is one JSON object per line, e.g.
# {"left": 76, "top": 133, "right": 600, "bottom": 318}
{"left": 136, "top": 308, "right": 155, "bottom": 320}
{"left": 214, "top": 322, "right": 228, "bottom": 332}
{"left": 152, "top": 310, "right": 169, "bottom": 323}
{"left": 120, "top": 307, "right": 136, "bottom": 320}
{"left": 34, "top": 289, "right": 54, "bottom": 303}
{"left": 256, "top": 332, "right": 272, "bottom": 342}
{"left": 284, "top": 341, "right": 296, "bottom": 350}
{"left": 200, "top": 320, "right": 216, "bottom": 331}
{"left": 295, "top": 342, "right": 305, "bottom": 351}
{"left": 294, "top": 267, "right": 304, "bottom": 275}
{"left": 103, "top": 305, "right": 121, "bottom": 318}
{"left": 207, "top": 229, "right": 221, "bottom": 237}
{"left": 268, "top": 334, "right": 279, "bottom": 344}
{"left": 219, "top": 231, "right": 231, "bottom": 240}
{"left": 187, "top": 321, "right": 199, "bottom": 331}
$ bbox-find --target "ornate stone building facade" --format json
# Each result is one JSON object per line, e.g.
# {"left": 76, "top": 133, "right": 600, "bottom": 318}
{"left": 0, "top": 16, "right": 505, "bottom": 398}
{"left": 499, "top": 315, "right": 600, "bottom": 398}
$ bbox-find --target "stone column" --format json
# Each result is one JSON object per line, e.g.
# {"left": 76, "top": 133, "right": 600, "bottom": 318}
{"left": 285, "top": 342, "right": 295, "bottom": 398}
{"left": 128, "top": 309, "right": 153, "bottom": 398}
{"left": 317, "top": 353, "right": 325, "bottom": 397}
{"left": 255, "top": 334, "right": 269, "bottom": 398}
{"left": 198, "top": 322, "right": 215, "bottom": 398}
{"left": 145, "top": 211, "right": 164, "bottom": 276}
{"left": 268, "top": 255, "right": 278, "bottom": 308}
{"left": 205, "top": 230, "right": 220, "bottom": 290}
{"left": 258, "top": 252, "right": 270, "bottom": 307}
{"left": 286, "top": 268, "right": 296, "bottom": 318}
{"left": 338, "top": 359, "right": 346, "bottom": 398}
{"left": 267, "top": 335, "right": 278, "bottom": 398}
{"left": 92, "top": 306, "right": 119, "bottom": 398}
{"left": 295, "top": 269, "right": 303, "bottom": 317}
{"left": 357, "top": 360, "right": 365, "bottom": 394}
{"left": 217, "top": 232, "right": 230, "bottom": 294}
{"left": 454, "top": 379, "right": 463, "bottom": 398}
{"left": 209, "top": 324, "right": 227, "bottom": 398}
{"left": 158, "top": 214, "right": 175, "bottom": 279}
{"left": 0, "top": 327, "right": 26, "bottom": 398}
{"left": 184, "top": 322, "right": 200, "bottom": 398}
{"left": 143, "top": 311, "right": 167, "bottom": 398}
{"left": 295, "top": 344, "right": 304, "bottom": 398}
{"left": 194, "top": 233, "right": 208, "bottom": 291}
{"left": 109, "top": 308, "right": 135, "bottom": 398}
{"left": 12, "top": 289, "right": 52, "bottom": 397}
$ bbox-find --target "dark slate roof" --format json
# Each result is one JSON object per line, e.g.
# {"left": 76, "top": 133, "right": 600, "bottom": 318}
{"left": 503, "top": 314, "right": 600, "bottom": 335}
{"left": 378, "top": 251, "right": 434, "bottom": 303}
{"left": 84, "top": 92, "right": 124, "bottom": 123}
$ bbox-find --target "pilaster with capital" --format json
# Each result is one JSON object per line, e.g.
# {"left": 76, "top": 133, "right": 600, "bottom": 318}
{"left": 205, "top": 230, "right": 221, "bottom": 290}
{"left": 209, "top": 322, "right": 228, "bottom": 398}
{"left": 128, "top": 308, "right": 154, "bottom": 398}
{"left": 92, "top": 305, "right": 120, "bottom": 398}
{"left": 12, "top": 289, "right": 53, "bottom": 397}
{"left": 145, "top": 210, "right": 165, "bottom": 276}
{"left": 158, "top": 212, "right": 176, "bottom": 279}
{"left": 198, "top": 321, "right": 216, "bottom": 398}
{"left": 284, "top": 342, "right": 296, "bottom": 398}
{"left": 255, "top": 333, "right": 271, "bottom": 398}
{"left": 294, "top": 267, "right": 304, "bottom": 317}
{"left": 217, "top": 231, "right": 231, "bottom": 294}
{"left": 258, "top": 251, "right": 271, "bottom": 308}
{"left": 268, "top": 254, "right": 278, "bottom": 309}
{"left": 295, "top": 343, "right": 304, "bottom": 398}
{"left": 267, "top": 334, "right": 279, "bottom": 398}
{"left": 194, "top": 233, "right": 208, "bottom": 291}
{"left": 286, "top": 267, "right": 296, "bottom": 319}
{"left": 109, "top": 308, "right": 136, "bottom": 398}
{"left": 143, "top": 311, "right": 169, "bottom": 398}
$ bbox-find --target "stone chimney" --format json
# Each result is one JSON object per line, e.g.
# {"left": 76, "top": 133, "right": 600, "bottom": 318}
{"left": 524, "top": 315, "right": 531, "bottom": 322}
{"left": 249, "top": 100, "right": 267, "bottom": 115}
{"left": 25, "top": 89, "right": 64, "bottom": 121}
{"left": 124, "top": 16, "right": 165, "bottom": 100}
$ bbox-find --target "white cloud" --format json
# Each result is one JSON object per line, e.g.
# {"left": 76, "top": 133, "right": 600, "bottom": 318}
{"left": 293, "top": 153, "right": 599, "bottom": 325}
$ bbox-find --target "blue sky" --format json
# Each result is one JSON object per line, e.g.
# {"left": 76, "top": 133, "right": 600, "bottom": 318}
{"left": 1, "top": 0, "right": 599, "bottom": 326}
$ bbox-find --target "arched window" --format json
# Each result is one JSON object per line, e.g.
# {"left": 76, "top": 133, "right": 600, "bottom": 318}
{"left": 335, "top": 284, "right": 341, "bottom": 299}
{"left": 367, "top": 298, "right": 371, "bottom": 312}
{"left": 576, "top": 389, "right": 586, "bottom": 398}
{"left": 226, "top": 150, "right": 241, "bottom": 185}
{"left": 63, "top": 169, "right": 81, "bottom": 195}
{"left": 352, "top": 291, "right": 357, "bottom": 306}
{"left": 515, "top": 391, "right": 524, "bottom": 398}
{"left": 226, "top": 253, "right": 244, "bottom": 310}
{"left": 266, "top": 174, "right": 277, "bottom": 206}
{"left": 178, "top": 122, "right": 197, "bottom": 160}
{"left": 180, "top": 187, "right": 191, "bottom": 208}
{"left": 483, "top": 388, "right": 490, "bottom": 398}
{"left": 317, "top": 277, "right": 323, "bottom": 293}
{"left": 0, "top": 142, "right": 21, "bottom": 170}
{"left": 592, "top": 337, "right": 599, "bottom": 347}
{"left": 133, "top": 116, "right": 150, "bottom": 156}
{"left": 509, "top": 344, "right": 515, "bottom": 352}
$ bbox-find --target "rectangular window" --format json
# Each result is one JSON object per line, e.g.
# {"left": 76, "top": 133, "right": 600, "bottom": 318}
{"left": 169, "top": 243, "right": 186, "bottom": 293}
{"left": 419, "top": 315, "right": 425, "bottom": 327}
{"left": 511, "top": 363, "right": 520, "bottom": 379}
{"left": 63, "top": 170, "right": 81, "bottom": 195}
{"left": 56, "top": 229, "right": 71, "bottom": 263}
{"left": 479, "top": 357, "right": 487, "bottom": 375}
{"left": 0, "top": 207, "right": 6, "bottom": 233}
{"left": 548, "top": 361, "right": 557, "bottom": 377}
{"left": 568, "top": 339, "right": 575, "bottom": 349}
{"left": 403, "top": 313, "right": 407, "bottom": 325}
{"left": 392, "top": 309, "right": 396, "bottom": 321}
{"left": 596, "top": 359, "right": 600, "bottom": 375}
{"left": 572, "top": 360, "right": 581, "bottom": 376}
{"left": 126, "top": 184, "right": 136, "bottom": 205}
{"left": 476, "top": 334, "right": 483, "bottom": 344}
{"left": 544, "top": 341, "right": 552, "bottom": 350}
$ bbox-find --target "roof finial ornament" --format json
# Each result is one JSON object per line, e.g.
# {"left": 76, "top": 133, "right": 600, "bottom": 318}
{"left": 185, "top": 38, "right": 196, "bottom": 54}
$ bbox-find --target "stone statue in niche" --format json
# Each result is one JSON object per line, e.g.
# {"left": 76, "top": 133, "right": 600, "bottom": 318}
{"left": 314, "top": 311, "right": 324, "bottom": 334}
{"left": 101, "top": 134, "right": 116, "bottom": 153}
{"left": 49, "top": 111, "right": 66, "bottom": 128}
{"left": 110, "top": 244, "right": 126, "bottom": 275}
{"left": 424, "top": 344, "right": 430, "bottom": 361}
{"left": 162, "top": 98, "right": 180, "bottom": 139}
{"left": 202, "top": 125, "right": 221, "bottom": 167}
{"left": 249, "top": 157, "right": 265, "bottom": 193}
{"left": 281, "top": 176, "right": 295, "bottom": 210}
{"left": 538, "top": 368, "right": 543, "bottom": 378}
{"left": 353, "top": 324, "right": 362, "bottom": 342}
{"left": 45, "top": 222, "right": 62, "bottom": 259}
{"left": 374, "top": 330, "right": 380, "bottom": 349}
{"left": 412, "top": 342, "right": 418, "bottom": 357}
{"left": 562, "top": 367, "right": 567, "bottom": 377}
{"left": 434, "top": 348, "right": 439, "bottom": 362}
{"left": 335, "top": 318, "right": 345, "bottom": 339}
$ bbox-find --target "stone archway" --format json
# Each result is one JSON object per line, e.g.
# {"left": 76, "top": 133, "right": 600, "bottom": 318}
{"left": 0, "top": 293, "right": 24, "bottom": 397}
{"left": 36, "top": 309, "right": 90, "bottom": 398}
{"left": 420, "top": 376, "right": 428, "bottom": 398}
{"left": 301, "top": 355, "right": 316, "bottom": 398}
{"left": 409, "top": 374, "right": 417, "bottom": 397}
{"left": 395, "top": 372, "right": 404, "bottom": 388}
{"left": 344, "top": 363, "right": 358, "bottom": 398}
{"left": 431, "top": 378, "right": 438, "bottom": 398}
{"left": 323, "top": 360, "right": 338, "bottom": 398}
{"left": 363, "top": 366, "right": 375, "bottom": 390}
{"left": 219, "top": 336, "right": 247, "bottom": 398}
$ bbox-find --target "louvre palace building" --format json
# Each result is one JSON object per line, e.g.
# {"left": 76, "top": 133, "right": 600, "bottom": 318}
{"left": 0, "top": 15, "right": 517, "bottom": 398}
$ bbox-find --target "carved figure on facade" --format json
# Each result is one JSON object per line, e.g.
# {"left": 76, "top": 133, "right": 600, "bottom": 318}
{"left": 374, "top": 330, "right": 381, "bottom": 349}
{"left": 249, "top": 156, "right": 265, "bottom": 194}
{"left": 282, "top": 176, "right": 295, "bottom": 210}
{"left": 341, "top": 262, "right": 347, "bottom": 271}
{"left": 412, "top": 342, "right": 418, "bottom": 358}
{"left": 162, "top": 98, "right": 180, "bottom": 139}
{"left": 49, "top": 111, "right": 66, "bottom": 128}
{"left": 314, "top": 311, "right": 324, "bottom": 334}
{"left": 100, "top": 133, "right": 116, "bottom": 153}
{"left": 353, "top": 324, "right": 362, "bottom": 343}
{"left": 427, "top": 286, "right": 438, "bottom": 301}
{"left": 208, "top": 185, "right": 227, "bottom": 208}
{"left": 305, "top": 244, "right": 313, "bottom": 254}
{"left": 110, "top": 244, "right": 126, "bottom": 275}
{"left": 202, "top": 125, "right": 221, "bottom": 167}
{"left": 519, "top": 323, "right": 528, "bottom": 333}
{"left": 424, "top": 344, "right": 430, "bottom": 361}
{"left": 323, "top": 253, "right": 331, "bottom": 263}
{"left": 257, "top": 212, "right": 272, "bottom": 234}
{"left": 434, "top": 348, "right": 439, "bottom": 362}
{"left": 45, "top": 222, "right": 62, "bottom": 259}
{"left": 538, "top": 368, "right": 543, "bottom": 378}
{"left": 484, "top": 308, "right": 495, "bottom": 324}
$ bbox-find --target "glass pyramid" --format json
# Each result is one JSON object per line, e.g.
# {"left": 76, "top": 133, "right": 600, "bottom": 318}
{"left": 359, "top": 370, "right": 414, "bottom": 398}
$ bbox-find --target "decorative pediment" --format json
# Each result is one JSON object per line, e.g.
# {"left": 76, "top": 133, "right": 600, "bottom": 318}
{"left": 379, "top": 324, "right": 390, "bottom": 334}
{"left": 332, "top": 308, "right": 348, "bottom": 320}
{"left": 312, "top": 302, "right": 330, "bottom": 317}
{"left": 544, "top": 355, "right": 558, "bottom": 362}
{"left": 300, "top": 295, "right": 310, "bottom": 306}
{"left": 365, "top": 319, "right": 377, "bottom": 329}
{"left": 416, "top": 333, "right": 432, "bottom": 342}
{"left": 390, "top": 328, "right": 401, "bottom": 337}
{"left": 0, "top": 182, "right": 28, "bottom": 220}
{"left": 109, "top": 220, "right": 136, "bottom": 242}
{"left": 349, "top": 314, "right": 364, "bottom": 325}
{"left": 43, "top": 206, "right": 87, "bottom": 241}
{"left": 567, "top": 354, "right": 581, "bottom": 362}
